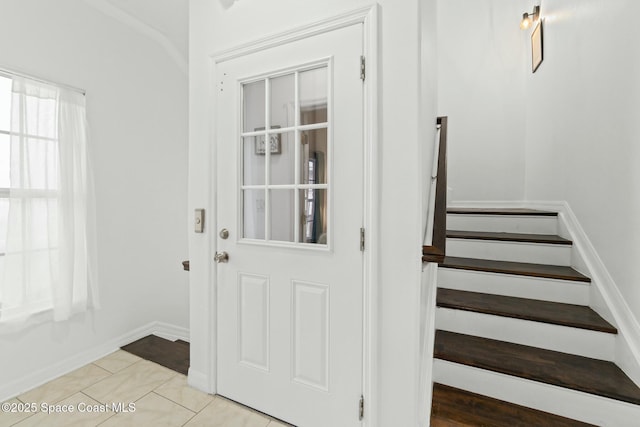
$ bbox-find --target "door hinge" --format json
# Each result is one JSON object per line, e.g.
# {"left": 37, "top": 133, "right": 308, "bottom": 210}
{"left": 360, "top": 228, "right": 365, "bottom": 251}
{"left": 360, "top": 56, "right": 366, "bottom": 81}
{"left": 359, "top": 395, "right": 364, "bottom": 420}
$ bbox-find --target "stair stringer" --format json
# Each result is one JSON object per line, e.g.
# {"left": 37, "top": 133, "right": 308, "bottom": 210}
{"left": 554, "top": 201, "right": 640, "bottom": 389}
{"left": 449, "top": 199, "right": 640, "bottom": 388}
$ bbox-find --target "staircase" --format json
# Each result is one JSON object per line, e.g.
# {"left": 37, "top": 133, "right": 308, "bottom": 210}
{"left": 429, "top": 208, "right": 640, "bottom": 426}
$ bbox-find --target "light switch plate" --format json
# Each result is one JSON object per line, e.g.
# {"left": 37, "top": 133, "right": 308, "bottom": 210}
{"left": 195, "top": 208, "right": 205, "bottom": 233}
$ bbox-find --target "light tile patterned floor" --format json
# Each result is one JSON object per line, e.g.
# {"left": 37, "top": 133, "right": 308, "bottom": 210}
{"left": 0, "top": 350, "right": 293, "bottom": 427}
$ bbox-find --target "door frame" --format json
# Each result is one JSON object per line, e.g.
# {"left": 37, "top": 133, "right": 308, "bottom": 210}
{"left": 200, "top": 5, "right": 379, "bottom": 426}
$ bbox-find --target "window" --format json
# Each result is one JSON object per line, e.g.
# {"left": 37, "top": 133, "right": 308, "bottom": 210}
{"left": 0, "top": 71, "right": 97, "bottom": 329}
{"left": 241, "top": 65, "right": 329, "bottom": 246}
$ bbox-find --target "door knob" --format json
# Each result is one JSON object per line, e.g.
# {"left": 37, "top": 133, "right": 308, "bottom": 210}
{"left": 214, "top": 251, "right": 229, "bottom": 263}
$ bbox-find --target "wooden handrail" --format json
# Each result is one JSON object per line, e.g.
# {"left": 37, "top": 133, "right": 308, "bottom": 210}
{"left": 422, "top": 116, "right": 448, "bottom": 264}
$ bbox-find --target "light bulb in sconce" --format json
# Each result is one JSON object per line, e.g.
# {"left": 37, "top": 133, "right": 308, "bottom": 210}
{"left": 520, "top": 5, "right": 540, "bottom": 30}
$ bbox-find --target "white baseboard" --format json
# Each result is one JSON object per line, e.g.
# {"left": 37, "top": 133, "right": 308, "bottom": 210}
{"left": 449, "top": 200, "right": 640, "bottom": 387}
{"left": 187, "top": 367, "right": 213, "bottom": 394}
{"left": 0, "top": 321, "right": 190, "bottom": 403}
{"left": 152, "top": 321, "right": 190, "bottom": 342}
{"left": 553, "top": 202, "right": 640, "bottom": 388}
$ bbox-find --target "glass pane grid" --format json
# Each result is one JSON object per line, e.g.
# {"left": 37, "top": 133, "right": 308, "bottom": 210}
{"left": 241, "top": 65, "right": 329, "bottom": 245}
{"left": 242, "top": 80, "right": 265, "bottom": 133}
{"left": 243, "top": 189, "right": 266, "bottom": 240}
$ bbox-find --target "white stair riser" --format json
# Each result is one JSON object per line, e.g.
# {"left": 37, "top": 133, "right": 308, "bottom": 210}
{"left": 447, "top": 214, "right": 558, "bottom": 235}
{"left": 436, "top": 307, "right": 615, "bottom": 361}
{"left": 446, "top": 239, "right": 572, "bottom": 266}
{"left": 434, "top": 359, "right": 640, "bottom": 427}
{"left": 438, "top": 268, "right": 590, "bottom": 305}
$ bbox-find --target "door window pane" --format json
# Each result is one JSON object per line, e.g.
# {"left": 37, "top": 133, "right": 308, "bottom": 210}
{"left": 299, "top": 67, "right": 328, "bottom": 125}
{"left": 270, "top": 74, "right": 295, "bottom": 128}
{"left": 300, "top": 129, "right": 327, "bottom": 184}
{"left": 240, "top": 64, "right": 330, "bottom": 247}
{"left": 299, "top": 189, "right": 327, "bottom": 244}
{"left": 243, "top": 136, "right": 265, "bottom": 185}
{"left": 243, "top": 80, "right": 265, "bottom": 133}
{"left": 269, "top": 131, "right": 294, "bottom": 185}
{"left": 243, "top": 189, "right": 266, "bottom": 240}
{"left": 270, "top": 190, "right": 294, "bottom": 242}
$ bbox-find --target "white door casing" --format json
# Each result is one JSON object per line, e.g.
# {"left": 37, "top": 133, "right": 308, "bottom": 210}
{"left": 214, "top": 22, "right": 368, "bottom": 427}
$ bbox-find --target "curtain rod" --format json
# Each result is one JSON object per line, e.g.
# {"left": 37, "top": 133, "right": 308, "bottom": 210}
{"left": 0, "top": 65, "right": 86, "bottom": 96}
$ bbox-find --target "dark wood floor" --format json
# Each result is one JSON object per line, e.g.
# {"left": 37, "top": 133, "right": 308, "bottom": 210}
{"left": 121, "top": 335, "right": 190, "bottom": 375}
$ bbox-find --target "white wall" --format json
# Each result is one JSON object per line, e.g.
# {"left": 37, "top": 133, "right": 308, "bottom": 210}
{"left": 189, "top": 1, "right": 432, "bottom": 425}
{"left": 437, "top": 0, "right": 529, "bottom": 202}
{"left": 436, "top": 0, "right": 640, "bottom": 377}
{"left": 422, "top": 0, "right": 439, "bottom": 226}
{"left": 437, "top": 0, "right": 640, "bottom": 329}
{"left": 0, "top": 0, "right": 189, "bottom": 396}
{"left": 524, "top": 0, "right": 640, "bottom": 326}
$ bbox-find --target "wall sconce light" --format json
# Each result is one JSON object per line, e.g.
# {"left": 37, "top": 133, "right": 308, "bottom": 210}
{"left": 520, "top": 5, "right": 541, "bottom": 30}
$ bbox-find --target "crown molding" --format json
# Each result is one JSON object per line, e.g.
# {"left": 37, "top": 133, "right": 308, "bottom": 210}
{"left": 83, "top": 0, "right": 187, "bottom": 75}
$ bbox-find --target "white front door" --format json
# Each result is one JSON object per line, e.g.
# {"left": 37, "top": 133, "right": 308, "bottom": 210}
{"left": 215, "top": 23, "right": 364, "bottom": 427}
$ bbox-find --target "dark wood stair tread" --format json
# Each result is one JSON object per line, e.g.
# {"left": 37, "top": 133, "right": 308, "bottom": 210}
{"left": 437, "top": 288, "right": 617, "bottom": 333}
{"left": 434, "top": 330, "right": 640, "bottom": 405}
{"left": 431, "top": 383, "right": 596, "bottom": 427}
{"left": 441, "top": 256, "right": 591, "bottom": 282}
{"left": 447, "top": 230, "right": 572, "bottom": 245}
{"left": 447, "top": 208, "right": 558, "bottom": 216}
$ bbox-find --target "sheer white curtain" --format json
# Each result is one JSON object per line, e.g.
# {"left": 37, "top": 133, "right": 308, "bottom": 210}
{"left": 0, "top": 76, "right": 98, "bottom": 331}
